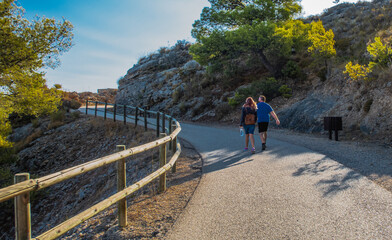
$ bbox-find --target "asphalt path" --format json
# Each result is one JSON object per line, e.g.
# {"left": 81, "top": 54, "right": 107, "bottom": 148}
{"left": 166, "top": 122, "right": 392, "bottom": 239}
{"left": 81, "top": 108, "right": 392, "bottom": 239}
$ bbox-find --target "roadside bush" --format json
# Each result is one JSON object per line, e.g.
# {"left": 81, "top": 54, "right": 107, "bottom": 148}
{"left": 251, "top": 77, "right": 281, "bottom": 100}
{"left": 279, "top": 85, "right": 293, "bottom": 98}
{"left": 61, "top": 99, "right": 82, "bottom": 112}
{"left": 71, "top": 111, "right": 81, "bottom": 120}
{"left": 215, "top": 102, "right": 233, "bottom": 120}
{"left": 228, "top": 77, "right": 281, "bottom": 106}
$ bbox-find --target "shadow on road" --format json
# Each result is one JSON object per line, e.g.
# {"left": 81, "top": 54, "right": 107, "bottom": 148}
{"left": 260, "top": 142, "right": 364, "bottom": 197}
{"left": 203, "top": 152, "right": 254, "bottom": 174}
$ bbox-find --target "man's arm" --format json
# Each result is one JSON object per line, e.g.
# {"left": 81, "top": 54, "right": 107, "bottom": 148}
{"left": 270, "top": 111, "right": 280, "bottom": 125}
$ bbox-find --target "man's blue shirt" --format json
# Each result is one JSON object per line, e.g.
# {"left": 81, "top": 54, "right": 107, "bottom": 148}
{"left": 257, "top": 102, "right": 273, "bottom": 122}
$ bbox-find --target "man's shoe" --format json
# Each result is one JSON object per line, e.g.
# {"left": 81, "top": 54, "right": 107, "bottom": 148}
{"left": 262, "top": 144, "right": 266, "bottom": 151}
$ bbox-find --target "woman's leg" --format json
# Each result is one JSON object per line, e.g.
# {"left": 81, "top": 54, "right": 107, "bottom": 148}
{"left": 250, "top": 134, "right": 255, "bottom": 148}
{"left": 245, "top": 134, "right": 249, "bottom": 148}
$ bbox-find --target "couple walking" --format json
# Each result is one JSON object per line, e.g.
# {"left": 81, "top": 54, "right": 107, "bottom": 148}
{"left": 239, "top": 95, "right": 280, "bottom": 154}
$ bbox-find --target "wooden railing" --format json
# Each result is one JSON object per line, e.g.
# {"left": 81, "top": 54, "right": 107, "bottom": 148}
{"left": 0, "top": 101, "right": 181, "bottom": 240}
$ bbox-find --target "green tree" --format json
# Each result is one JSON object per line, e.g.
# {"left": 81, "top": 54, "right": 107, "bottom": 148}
{"left": 190, "top": 0, "right": 302, "bottom": 77}
{"left": 0, "top": 0, "right": 73, "bottom": 147}
{"left": 307, "top": 20, "right": 336, "bottom": 77}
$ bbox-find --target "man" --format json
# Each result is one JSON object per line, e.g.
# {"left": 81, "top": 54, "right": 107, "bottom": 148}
{"left": 257, "top": 95, "right": 280, "bottom": 151}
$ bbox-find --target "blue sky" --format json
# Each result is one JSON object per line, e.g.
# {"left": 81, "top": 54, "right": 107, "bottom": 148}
{"left": 17, "top": 0, "right": 368, "bottom": 93}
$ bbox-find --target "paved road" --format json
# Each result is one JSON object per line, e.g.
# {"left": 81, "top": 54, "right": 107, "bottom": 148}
{"left": 81, "top": 108, "right": 392, "bottom": 239}
{"left": 166, "top": 122, "right": 392, "bottom": 239}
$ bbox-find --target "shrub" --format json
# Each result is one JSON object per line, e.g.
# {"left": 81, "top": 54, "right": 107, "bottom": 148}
{"left": 71, "top": 111, "right": 81, "bottom": 119}
{"left": 179, "top": 102, "right": 188, "bottom": 114}
{"left": 0, "top": 147, "right": 18, "bottom": 166}
{"left": 172, "top": 87, "right": 183, "bottom": 104}
{"left": 282, "top": 60, "right": 302, "bottom": 79}
{"left": 279, "top": 85, "right": 292, "bottom": 98}
{"left": 335, "top": 38, "right": 352, "bottom": 54}
{"left": 228, "top": 77, "right": 281, "bottom": 106}
{"left": 363, "top": 99, "right": 373, "bottom": 113}
{"left": 228, "top": 93, "right": 242, "bottom": 107}
{"left": 251, "top": 77, "right": 281, "bottom": 100}
{"left": 215, "top": 102, "right": 233, "bottom": 120}
{"left": 31, "top": 118, "right": 40, "bottom": 128}
{"left": 317, "top": 67, "right": 327, "bottom": 82}
{"left": 50, "top": 110, "right": 66, "bottom": 123}
{"left": 62, "top": 99, "right": 82, "bottom": 112}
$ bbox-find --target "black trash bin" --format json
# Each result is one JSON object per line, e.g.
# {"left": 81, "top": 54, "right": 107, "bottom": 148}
{"left": 324, "top": 117, "right": 342, "bottom": 141}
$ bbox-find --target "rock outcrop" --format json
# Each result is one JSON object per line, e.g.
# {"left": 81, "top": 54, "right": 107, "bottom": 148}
{"left": 115, "top": 2, "right": 392, "bottom": 144}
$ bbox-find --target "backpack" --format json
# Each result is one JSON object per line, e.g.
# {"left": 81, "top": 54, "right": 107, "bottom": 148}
{"left": 244, "top": 108, "right": 256, "bottom": 125}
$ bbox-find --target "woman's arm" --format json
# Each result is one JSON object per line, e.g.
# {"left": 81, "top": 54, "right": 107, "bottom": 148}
{"left": 240, "top": 107, "right": 245, "bottom": 127}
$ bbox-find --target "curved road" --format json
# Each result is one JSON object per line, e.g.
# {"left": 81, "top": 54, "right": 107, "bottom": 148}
{"left": 166, "top": 122, "right": 392, "bottom": 239}
{"left": 81, "top": 108, "right": 392, "bottom": 239}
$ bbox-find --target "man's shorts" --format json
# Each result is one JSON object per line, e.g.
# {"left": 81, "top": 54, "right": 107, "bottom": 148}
{"left": 244, "top": 124, "right": 255, "bottom": 134}
{"left": 258, "top": 122, "right": 269, "bottom": 133}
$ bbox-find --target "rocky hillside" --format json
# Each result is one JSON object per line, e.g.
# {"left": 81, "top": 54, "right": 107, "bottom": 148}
{"left": 1, "top": 112, "right": 202, "bottom": 239}
{"left": 1, "top": 114, "right": 158, "bottom": 238}
{"left": 115, "top": 0, "right": 392, "bottom": 145}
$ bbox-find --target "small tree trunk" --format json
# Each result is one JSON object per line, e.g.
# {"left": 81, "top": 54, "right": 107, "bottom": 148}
{"left": 256, "top": 50, "right": 278, "bottom": 77}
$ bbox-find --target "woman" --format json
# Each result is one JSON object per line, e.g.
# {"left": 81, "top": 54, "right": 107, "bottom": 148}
{"left": 239, "top": 97, "right": 258, "bottom": 154}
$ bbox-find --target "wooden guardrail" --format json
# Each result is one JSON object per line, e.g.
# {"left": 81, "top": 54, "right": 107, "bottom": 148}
{"left": 0, "top": 101, "right": 181, "bottom": 240}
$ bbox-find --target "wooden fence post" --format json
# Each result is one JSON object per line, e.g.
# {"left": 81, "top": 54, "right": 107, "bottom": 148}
{"left": 104, "top": 102, "right": 107, "bottom": 120}
{"left": 162, "top": 113, "right": 166, "bottom": 133}
{"left": 172, "top": 123, "right": 177, "bottom": 173}
{"left": 135, "top": 107, "right": 138, "bottom": 127}
{"left": 116, "top": 145, "right": 127, "bottom": 228}
{"left": 14, "top": 173, "right": 31, "bottom": 240}
{"left": 168, "top": 117, "right": 173, "bottom": 150}
{"left": 123, "top": 105, "right": 126, "bottom": 125}
{"left": 159, "top": 133, "right": 167, "bottom": 193}
{"left": 85, "top": 100, "right": 88, "bottom": 115}
{"left": 113, "top": 104, "right": 117, "bottom": 122}
{"left": 144, "top": 109, "right": 147, "bottom": 131}
{"left": 94, "top": 102, "right": 98, "bottom": 117}
{"left": 156, "top": 112, "right": 160, "bottom": 138}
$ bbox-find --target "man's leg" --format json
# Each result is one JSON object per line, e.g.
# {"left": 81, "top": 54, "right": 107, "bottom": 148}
{"left": 260, "top": 132, "right": 267, "bottom": 150}
{"left": 259, "top": 132, "right": 264, "bottom": 143}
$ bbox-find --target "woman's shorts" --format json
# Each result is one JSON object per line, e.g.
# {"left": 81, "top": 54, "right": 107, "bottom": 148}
{"left": 258, "top": 122, "right": 269, "bottom": 133}
{"left": 244, "top": 124, "right": 255, "bottom": 134}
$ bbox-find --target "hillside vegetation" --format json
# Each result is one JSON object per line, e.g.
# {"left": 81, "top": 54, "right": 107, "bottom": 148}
{"left": 116, "top": 0, "right": 392, "bottom": 144}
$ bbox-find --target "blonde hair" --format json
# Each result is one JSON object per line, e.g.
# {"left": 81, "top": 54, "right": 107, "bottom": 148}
{"left": 243, "top": 97, "right": 257, "bottom": 109}
{"left": 259, "top": 95, "right": 266, "bottom": 102}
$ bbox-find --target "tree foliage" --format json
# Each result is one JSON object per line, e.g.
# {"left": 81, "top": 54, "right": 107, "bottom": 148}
{"left": 307, "top": 20, "right": 336, "bottom": 59}
{"left": 0, "top": 0, "right": 73, "bottom": 147}
{"left": 344, "top": 37, "right": 392, "bottom": 82}
{"left": 190, "top": 0, "right": 302, "bottom": 76}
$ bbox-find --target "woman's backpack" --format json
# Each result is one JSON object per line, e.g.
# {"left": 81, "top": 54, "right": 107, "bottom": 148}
{"left": 244, "top": 108, "right": 256, "bottom": 125}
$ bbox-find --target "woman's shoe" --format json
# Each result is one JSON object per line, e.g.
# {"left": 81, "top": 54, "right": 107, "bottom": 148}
{"left": 244, "top": 147, "right": 248, "bottom": 151}
{"left": 251, "top": 147, "right": 255, "bottom": 154}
